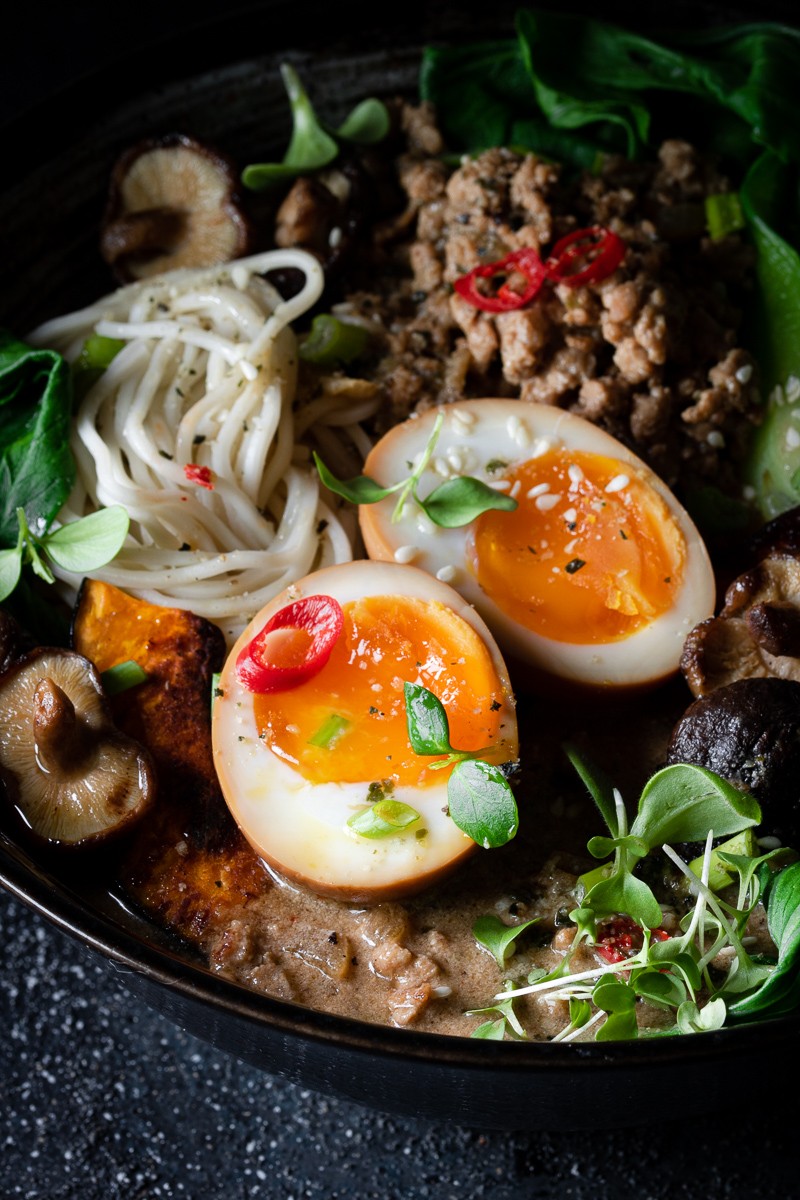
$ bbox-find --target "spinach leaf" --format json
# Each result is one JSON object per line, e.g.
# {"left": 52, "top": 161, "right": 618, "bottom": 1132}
{"left": 741, "top": 151, "right": 800, "bottom": 516}
{"left": 0, "top": 329, "right": 74, "bottom": 548}
{"left": 729, "top": 861, "right": 800, "bottom": 1019}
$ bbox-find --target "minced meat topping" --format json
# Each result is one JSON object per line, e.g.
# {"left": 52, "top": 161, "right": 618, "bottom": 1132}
{"left": 286, "top": 101, "right": 761, "bottom": 499}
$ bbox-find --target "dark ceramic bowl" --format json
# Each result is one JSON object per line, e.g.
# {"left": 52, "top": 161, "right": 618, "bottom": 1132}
{"left": 2, "top": 0, "right": 799, "bottom": 1130}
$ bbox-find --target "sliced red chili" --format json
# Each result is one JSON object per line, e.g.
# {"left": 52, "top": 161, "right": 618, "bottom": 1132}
{"left": 453, "top": 247, "right": 547, "bottom": 313}
{"left": 545, "top": 225, "right": 626, "bottom": 288}
{"left": 184, "top": 464, "right": 214, "bottom": 490}
{"left": 236, "top": 595, "right": 344, "bottom": 694}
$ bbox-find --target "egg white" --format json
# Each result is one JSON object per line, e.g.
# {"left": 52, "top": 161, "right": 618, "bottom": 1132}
{"left": 358, "top": 399, "right": 716, "bottom": 690}
{"left": 212, "top": 559, "right": 518, "bottom": 902}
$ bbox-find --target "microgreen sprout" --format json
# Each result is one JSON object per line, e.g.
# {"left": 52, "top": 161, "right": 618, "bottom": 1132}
{"left": 466, "top": 748, "right": 800, "bottom": 1042}
{"left": 313, "top": 411, "right": 519, "bottom": 529}
{"left": 403, "top": 682, "right": 518, "bottom": 849}
{"left": 0, "top": 505, "right": 130, "bottom": 604}
{"left": 241, "top": 64, "right": 390, "bottom": 191}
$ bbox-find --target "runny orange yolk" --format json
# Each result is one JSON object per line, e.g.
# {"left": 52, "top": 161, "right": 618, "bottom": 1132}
{"left": 253, "top": 595, "right": 508, "bottom": 786}
{"left": 470, "top": 449, "right": 686, "bottom": 645}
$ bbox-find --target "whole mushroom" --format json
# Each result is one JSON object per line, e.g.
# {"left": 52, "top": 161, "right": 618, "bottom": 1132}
{"left": 0, "top": 647, "right": 155, "bottom": 847}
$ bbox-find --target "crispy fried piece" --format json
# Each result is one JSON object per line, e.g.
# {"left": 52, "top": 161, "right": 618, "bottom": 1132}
{"left": 71, "top": 579, "right": 269, "bottom": 943}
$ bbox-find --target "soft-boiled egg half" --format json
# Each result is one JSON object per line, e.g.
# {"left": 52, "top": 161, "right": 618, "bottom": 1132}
{"left": 359, "top": 400, "right": 716, "bottom": 690}
{"left": 212, "top": 559, "right": 518, "bottom": 903}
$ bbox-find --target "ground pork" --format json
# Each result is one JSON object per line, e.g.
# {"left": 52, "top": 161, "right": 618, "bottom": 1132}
{"left": 286, "top": 103, "right": 761, "bottom": 500}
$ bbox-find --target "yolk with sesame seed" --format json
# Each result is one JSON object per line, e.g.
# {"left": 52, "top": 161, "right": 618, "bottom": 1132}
{"left": 470, "top": 449, "right": 686, "bottom": 644}
{"left": 253, "top": 595, "right": 507, "bottom": 785}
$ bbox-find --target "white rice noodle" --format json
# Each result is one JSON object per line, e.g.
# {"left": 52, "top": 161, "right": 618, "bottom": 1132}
{"left": 28, "top": 248, "right": 378, "bottom": 645}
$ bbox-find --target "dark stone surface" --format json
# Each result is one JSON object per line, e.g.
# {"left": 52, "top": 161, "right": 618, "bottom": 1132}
{"left": 1, "top": 886, "right": 798, "bottom": 1199}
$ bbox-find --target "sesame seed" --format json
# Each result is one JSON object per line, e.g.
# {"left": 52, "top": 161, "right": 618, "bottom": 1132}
{"left": 394, "top": 545, "right": 419, "bottom": 564}
{"left": 786, "top": 427, "right": 800, "bottom": 449}
{"left": 536, "top": 492, "right": 561, "bottom": 511}
{"left": 735, "top": 364, "right": 753, "bottom": 384}
{"left": 432, "top": 985, "right": 453, "bottom": 998}
{"left": 436, "top": 565, "right": 458, "bottom": 583}
{"left": 707, "top": 431, "right": 725, "bottom": 448}
{"left": 531, "top": 437, "right": 555, "bottom": 458}
{"left": 447, "top": 448, "right": 466, "bottom": 473}
{"left": 757, "top": 835, "right": 782, "bottom": 850}
{"left": 605, "top": 474, "right": 629, "bottom": 493}
{"left": 563, "top": 507, "right": 577, "bottom": 523}
{"left": 527, "top": 482, "right": 550, "bottom": 498}
{"left": 489, "top": 479, "right": 513, "bottom": 491}
{"left": 433, "top": 457, "right": 450, "bottom": 478}
{"left": 568, "top": 464, "right": 584, "bottom": 486}
{"left": 452, "top": 408, "right": 476, "bottom": 429}
{"left": 510, "top": 480, "right": 521, "bottom": 499}
{"left": 328, "top": 226, "right": 343, "bottom": 248}
{"left": 787, "top": 375, "right": 800, "bottom": 402}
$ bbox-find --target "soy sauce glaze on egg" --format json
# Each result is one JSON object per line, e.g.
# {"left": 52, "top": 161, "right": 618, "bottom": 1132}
{"left": 212, "top": 560, "right": 518, "bottom": 903}
{"left": 359, "top": 399, "right": 716, "bottom": 690}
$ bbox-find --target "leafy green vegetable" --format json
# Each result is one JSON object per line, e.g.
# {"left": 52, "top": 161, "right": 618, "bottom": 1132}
{"left": 0, "top": 505, "right": 130, "bottom": 604}
{"left": 242, "top": 63, "right": 390, "bottom": 191}
{"left": 630, "top": 764, "right": 761, "bottom": 849}
{"left": 403, "top": 681, "right": 518, "bottom": 849}
{"left": 0, "top": 328, "right": 75, "bottom": 549}
{"left": 729, "top": 861, "right": 800, "bottom": 1019}
{"left": 473, "top": 913, "right": 540, "bottom": 969}
{"left": 314, "top": 412, "right": 518, "bottom": 528}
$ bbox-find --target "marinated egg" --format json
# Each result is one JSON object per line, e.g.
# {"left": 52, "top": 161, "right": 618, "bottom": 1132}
{"left": 212, "top": 559, "right": 518, "bottom": 903}
{"left": 359, "top": 399, "right": 716, "bottom": 690}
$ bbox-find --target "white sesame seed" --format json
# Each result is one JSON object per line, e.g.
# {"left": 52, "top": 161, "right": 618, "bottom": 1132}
{"left": 231, "top": 265, "right": 250, "bottom": 290}
{"left": 433, "top": 457, "right": 451, "bottom": 478}
{"left": 432, "top": 985, "right": 453, "bottom": 999}
{"left": 564, "top": 539, "right": 577, "bottom": 554}
{"left": 568, "top": 464, "right": 584, "bottom": 486}
{"left": 436, "top": 565, "right": 458, "bottom": 583}
{"left": 757, "top": 835, "right": 782, "bottom": 850}
{"left": 328, "top": 225, "right": 343, "bottom": 248}
{"left": 735, "top": 364, "right": 753, "bottom": 384}
{"left": 707, "top": 431, "right": 725, "bottom": 448}
{"left": 770, "top": 384, "right": 786, "bottom": 407}
{"left": 510, "top": 480, "right": 521, "bottom": 499}
{"left": 527, "top": 482, "right": 550, "bottom": 498}
{"left": 787, "top": 375, "right": 800, "bottom": 402}
{"left": 536, "top": 493, "right": 561, "bottom": 511}
{"left": 447, "top": 448, "right": 466, "bottom": 473}
{"left": 605, "top": 474, "right": 629, "bottom": 493}
{"left": 742, "top": 485, "right": 756, "bottom": 500}
{"left": 563, "top": 507, "right": 577, "bottom": 523}
{"left": 452, "top": 408, "right": 476, "bottom": 429}
{"left": 394, "top": 545, "right": 419, "bottom": 564}
{"left": 531, "top": 437, "right": 555, "bottom": 458}
{"left": 489, "top": 479, "right": 513, "bottom": 491}
{"left": 786, "top": 426, "right": 800, "bottom": 449}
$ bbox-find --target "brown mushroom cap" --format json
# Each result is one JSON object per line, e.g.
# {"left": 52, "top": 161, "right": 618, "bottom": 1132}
{"left": 681, "top": 555, "right": 800, "bottom": 696}
{"left": 0, "top": 647, "right": 155, "bottom": 847}
{"left": 101, "top": 133, "right": 252, "bottom": 283}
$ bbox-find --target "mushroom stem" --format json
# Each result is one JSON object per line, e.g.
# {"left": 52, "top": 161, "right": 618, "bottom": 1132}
{"left": 33, "top": 677, "right": 90, "bottom": 775}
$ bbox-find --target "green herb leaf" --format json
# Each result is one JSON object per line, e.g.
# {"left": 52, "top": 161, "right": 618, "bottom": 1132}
{"left": 705, "top": 192, "right": 745, "bottom": 240}
{"left": 677, "top": 998, "right": 727, "bottom": 1034}
{"left": 631, "top": 764, "right": 761, "bottom": 850}
{"left": 241, "top": 63, "right": 339, "bottom": 190}
{"left": 403, "top": 681, "right": 453, "bottom": 755}
{"left": 447, "top": 758, "right": 519, "bottom": 849}
{"left": 631, "top": 968, "right": 686, "bottom": 1009}
{"left": 473, "top": 913, "right": 540, "bottom": 969}
{"left": 0, "top": 329, "right": 75, "bottom": 548}
{"left": 418, "top": 476, "right": 518, "bottom": 527}
{"left": 729, "top": 861, "right": 800, "bottom": 1019}
{"left": 42, "top": 505, "right": 130, "bottom": 573}
{"left": 335, "top": 97, "right": 391, "bottom": 144}
{"left": 563, "top": 742, "right": 620, "bottom": 836}
{"left": 347, "top": 799, "right": 421, "bottom": 839}
{"left": 313, "top": 452, "right": 399, "bottom": 505}
{"left": 584, "top": 867, "right": 663, "bottom": 929}
{"left": 0, "top": 545, "right": 22, "bottom": 602}
{"left": 470, "top": 1017, "right": 508, "bottom": 1040}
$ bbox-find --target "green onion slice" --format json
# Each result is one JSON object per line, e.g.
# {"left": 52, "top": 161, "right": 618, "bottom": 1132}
{"left": 308, "top": 713, "right": 351, "bottom": 749}
{"left": 299, "top": 315, "right": 369, "bottom": 367}
{"left": 101, "top": 659, "right": 148, "bottom": 696}
{"left": 347, "top": 799, "right": 421, "bottom": 839}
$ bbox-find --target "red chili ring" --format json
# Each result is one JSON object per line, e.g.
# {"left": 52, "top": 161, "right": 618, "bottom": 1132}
{"left": 236, "top": 594, "right": 344, "bottom": 694}
{"left": 453, "top": 247, "right": 548, "bottom": 313}
{"left": 545, "top": 225, "right": 626, "bottom": 288}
